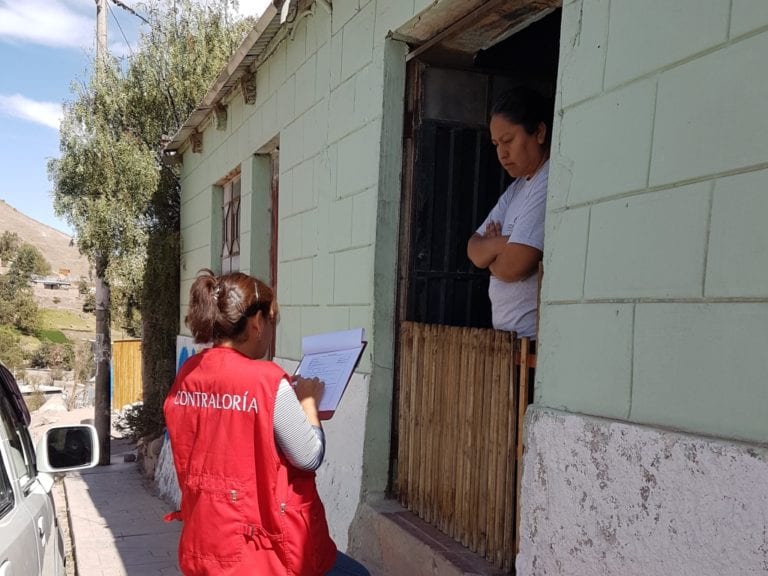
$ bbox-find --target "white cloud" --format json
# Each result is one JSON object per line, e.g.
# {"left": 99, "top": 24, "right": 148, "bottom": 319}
{"left": 0, "top": 0, "right": 92, "bottom": 49}
{"left": 0, "top": 94, "right": 63, "bottom": 130}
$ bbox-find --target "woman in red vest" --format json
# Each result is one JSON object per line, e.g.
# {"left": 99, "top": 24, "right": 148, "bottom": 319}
{"left": 164, "top": 269, "right": 370, "bottom": 576}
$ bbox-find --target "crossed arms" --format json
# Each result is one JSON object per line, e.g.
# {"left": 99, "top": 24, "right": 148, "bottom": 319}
{"left": 467, "top": 221, "right": 542, "bottom": 283}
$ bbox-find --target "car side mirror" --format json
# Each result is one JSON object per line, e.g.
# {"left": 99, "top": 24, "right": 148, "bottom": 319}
{"left": 36, "top": 424, "right": 100, "bottom": 473}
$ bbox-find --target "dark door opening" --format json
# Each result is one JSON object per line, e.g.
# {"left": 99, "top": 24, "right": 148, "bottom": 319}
{"left": 398, "top": 9, "right": 561, "bottom": 329}
{"left": 391, "top": 6, "right": 562, "bottom": 573}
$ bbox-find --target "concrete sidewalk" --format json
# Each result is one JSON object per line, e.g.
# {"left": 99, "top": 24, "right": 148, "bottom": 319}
{"left": 63, "top": 436, "right": 182, "bottom": 575}
{"left": 30, "top": 403, "right": 182, "bottom": 575}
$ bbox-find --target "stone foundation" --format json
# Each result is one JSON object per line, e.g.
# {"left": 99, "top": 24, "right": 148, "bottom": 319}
{"left": 516, "top": 406, "right": 768, "bottom": 575}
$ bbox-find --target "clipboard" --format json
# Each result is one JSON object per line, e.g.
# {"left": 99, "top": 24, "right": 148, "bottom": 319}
{"left": 293, "top": 328, "right": 367, "bottom": 420}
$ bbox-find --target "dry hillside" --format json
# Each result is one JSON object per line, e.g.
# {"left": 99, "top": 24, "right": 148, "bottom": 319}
{"left": 0, "top": 199, "right": 90, "bottom": 280}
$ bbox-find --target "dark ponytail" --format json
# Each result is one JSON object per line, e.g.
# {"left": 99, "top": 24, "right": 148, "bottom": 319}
{"left": 185, "top": 268, "right": 275, "bottom": 344}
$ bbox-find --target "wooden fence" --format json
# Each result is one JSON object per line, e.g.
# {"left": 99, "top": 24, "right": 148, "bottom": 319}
{"left": 112, "top": 339, "right": 142, "bottom": 410}
{"left": 396, "top": 321, "right": 534, "bottom": 573}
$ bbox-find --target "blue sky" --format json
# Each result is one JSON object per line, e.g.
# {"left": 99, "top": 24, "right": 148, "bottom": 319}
{"left": 0, "top": 0, "right": 268, "bottom": 236}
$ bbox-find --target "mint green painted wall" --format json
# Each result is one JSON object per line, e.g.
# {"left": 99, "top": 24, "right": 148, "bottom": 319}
{"left": 176, "top": 0, "right": 422, "bottom": 548}
{"left": 540, "top": 0, "right": 768, "bottom": 443}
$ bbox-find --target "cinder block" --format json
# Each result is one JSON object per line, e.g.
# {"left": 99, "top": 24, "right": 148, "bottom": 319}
{"left": 351, "top": 187, "right": 377, "bottom": 247}
{"left": 291, "top": 257, "right": 315, "bottom": 304}
{"left": 333, "top": 246, "right": 374, "bottom": 305}
{"left": 303, "top": 99, "right": 329, "bottom": 160}
{"left": 292, "top": 159, "right": 316, "bottom": 214}
{"left": 537, "top": 303, "right": 634, "bottom": 419}
{"left": 558, "top": 80, "right": 655, "bottom": 204}
{"left": 332, "top": 0, "right": 360, "bottom": 34}
{"left": 277, "top": 74, "right": 296, "bottom": 130}
{"left": 354, "top": 63, "right": 382, "bottom": 126}
{"left": 279, "top": 212, "right": 302, "bottom": 261}
{"left": 348, "top": 305, "right": 372, "bottom": 338}
{"left": 330, "top": 196, "right": 353, "bottom": 252}
{"left": 300, "top": 210, "right": 319, "bottom": 258}
{"left": 542, "top": 206, "right": 589, "bottom": 302}
{"left": 730, "top": 0, "right": 768, "bottom": 37}
{"left": 275, "top": 304, "right": 302, "bottom": 359}
{"left": 183, "top": 218, "right": 213, "bottom": 252}
{"left": 330, "top": 32, "right": 343, "bottom": 89}
{"left": 286, "top": 22, "right": 307, "bottom": 75}
{"left": 315, "top": 42, "right": 331, "bottom": 98}
{"left": 650, "top": 31, "right": 768, "bottom": 186}
{"left": 269, "top": 42, "right": 287, "bottom": 89}
{"left": 278, "top": 167, "right": 294, "bottom": 217}
{"left": 304, "top": 11, "right": 318, "bottom": 58}
{"left": 181, "top": 188, "right": 213, "bottom": 230}
{"left": 295, "top": 55, "right": 317, "bottom": 116}
{"left": 302, "top": 306, "right": 351, "bottom": 339}
{"left": 314, "top": 146, "right": 337, "bottom": 201}
{"left": 706, "top": 169, "right": 768, "bottom": 297}
{"left": 312, "top": 252, "right": 334, "bottom": 305}
{"left": 280, "top": 118, "right": 303, "bottom": 170}
{"left": 633, "top": 303, "right": 768, "bottom": 442}
{"left": 341, "top": 2, "right": 375, "bottom": 82}
{"left": 328, "top": 76, "right": 357, "bottom": 143}
{"left": 181, "top": 246, "right": 213, "bottom": 280}
{"left": 558, "top": 0, "right": 610, "bottom": 108}
{"left": 313, "top": 2, "right": 332, "bottom": 43}
{"left": 336, "top": 121, "right": 381, "bottom": 198}
{"left": 585, "top": 183, "right": 709, "bottom": 299}
{"left": 605, "top": 0, "right": 729, "bottom": 88}
{"left": 260, "top": 93, "right": 278, "bottom": 142}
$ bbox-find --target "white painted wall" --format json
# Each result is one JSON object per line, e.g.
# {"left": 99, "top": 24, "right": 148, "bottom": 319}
{"left": 517, "top": 407, "right": 768, "bottom": 575}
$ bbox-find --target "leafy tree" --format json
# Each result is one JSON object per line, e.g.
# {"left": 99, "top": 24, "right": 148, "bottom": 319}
{"left": 0, "top": 326, "right": 24, "bottom": 371}
{"left": 9, "top": 243, "right": 52, "bottom": 279}
{"left": 0, "top": 270, "right": 41, "bottom": 335}
{"left": 0, "top": 231, "right": 20, "bottom": 265}
{"left": 49, "top": 0, "right": 251, "bottom": 441}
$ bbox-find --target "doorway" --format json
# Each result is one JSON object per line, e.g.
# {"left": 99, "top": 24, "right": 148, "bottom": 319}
{"left": 392, "top": 4, "right": 561, "bottom": 572}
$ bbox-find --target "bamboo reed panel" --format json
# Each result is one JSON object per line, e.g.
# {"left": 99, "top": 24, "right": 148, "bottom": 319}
{"left": 396, "top": 322, "right": 534, "bottom": 573}
{"left": 111, "top": 339, "right": 142, "bottom": 410}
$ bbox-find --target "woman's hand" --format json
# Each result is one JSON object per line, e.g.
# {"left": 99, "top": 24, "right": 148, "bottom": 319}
{"left": 484, "top": 220, "right": 503, "bottom": 238}
{"left": 291, "top": 376, "right": 325, "bottom": 426}
{"left": 467, "top": 225, "right": 510, "bottom": 269}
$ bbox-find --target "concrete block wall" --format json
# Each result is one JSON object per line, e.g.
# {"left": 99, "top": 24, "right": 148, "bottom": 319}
{"left": 540, "top": 0, "right": 768, "bottom": 443}
{"left": 177, "top": 0, "right": 423, "bottom": 552}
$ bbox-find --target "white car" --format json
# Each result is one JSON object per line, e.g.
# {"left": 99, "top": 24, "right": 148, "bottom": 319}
{"left": 0, "top": 362, "right": 98, "bottom": 575}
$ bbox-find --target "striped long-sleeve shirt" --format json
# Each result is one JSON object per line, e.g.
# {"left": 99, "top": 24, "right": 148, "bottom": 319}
{"left": 273, "top": 378, "right": 325, "bottom": 470}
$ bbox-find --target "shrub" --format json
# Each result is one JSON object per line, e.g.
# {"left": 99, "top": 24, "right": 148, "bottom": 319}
{"left": 30, "top": 341, "right": 74, "bottom": 370}
{"left": 0, "top": 326, "right": 24, "bottom": 371}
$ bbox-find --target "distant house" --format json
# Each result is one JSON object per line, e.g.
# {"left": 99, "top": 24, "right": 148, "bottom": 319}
{"left": 167, "top": 0, "right": 768, "bottom": 574}
{"left": 31, "top": 276, "right": 71, "bottom": 290}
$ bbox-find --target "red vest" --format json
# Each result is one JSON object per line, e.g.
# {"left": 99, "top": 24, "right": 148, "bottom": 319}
{"left": 164, "top": 347, "right": 337, "bottom": 576}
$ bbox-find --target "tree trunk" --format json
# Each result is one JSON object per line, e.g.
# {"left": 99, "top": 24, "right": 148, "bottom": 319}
{"left": 94, "top": 254, "right": 111, "bottom": 465}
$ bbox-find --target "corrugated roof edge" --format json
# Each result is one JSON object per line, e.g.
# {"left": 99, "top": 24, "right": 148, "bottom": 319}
{"left": 163, "top": 2, "right": 281, "bottom": 157}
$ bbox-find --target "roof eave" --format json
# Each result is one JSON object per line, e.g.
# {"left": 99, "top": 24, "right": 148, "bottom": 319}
{"left": 163, "top": 2, "right": 281, "bottom": 157}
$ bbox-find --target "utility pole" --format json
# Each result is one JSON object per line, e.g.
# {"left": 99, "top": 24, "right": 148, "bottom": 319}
{"left": 94, "top": 0, "right": 111, "bottom": 466}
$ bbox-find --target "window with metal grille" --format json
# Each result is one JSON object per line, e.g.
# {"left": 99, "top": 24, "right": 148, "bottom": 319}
{"left": 221, "top": 174, "right": 241, "bottom": 274}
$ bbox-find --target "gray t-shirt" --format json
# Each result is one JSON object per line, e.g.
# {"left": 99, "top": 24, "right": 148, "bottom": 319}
{"left": 475, "top": 160, "right": 548, "bottom": 338}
